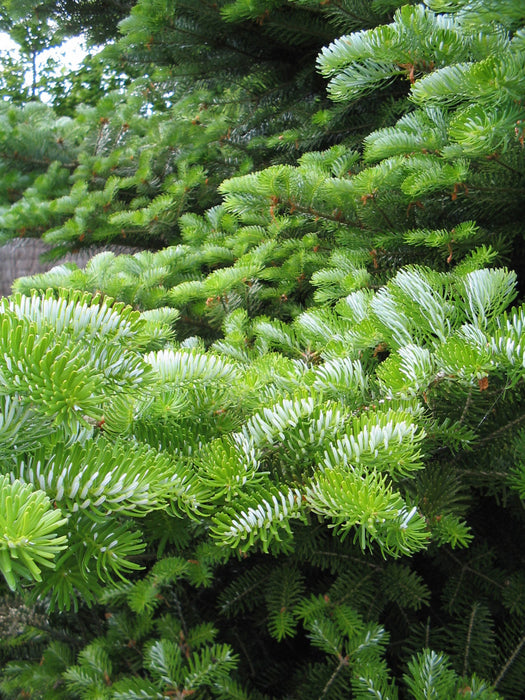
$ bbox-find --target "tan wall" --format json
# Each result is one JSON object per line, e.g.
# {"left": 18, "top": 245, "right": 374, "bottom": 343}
{"left": 0, "top": 239, "right": 136, "bottom": 297}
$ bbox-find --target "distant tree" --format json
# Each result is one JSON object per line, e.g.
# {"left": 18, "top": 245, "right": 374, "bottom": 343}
{"left": 0, "top": 0, "right": 407, "bottom": 258}
{"left": 0, "top": 48, "right": 31, "bottom": 104}
{"left": 0, "top": 0, "right": 135, "bottom": 44}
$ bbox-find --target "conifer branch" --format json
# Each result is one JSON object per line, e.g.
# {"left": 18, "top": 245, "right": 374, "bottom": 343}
{"left": 445, "top": 551, "right": 505, "bottom": 614}
{"left": 232, "top": 630, "right": 257, "bottom": 678}
{"left": 320, "top": 654, "right": 349, "bottom": 699}
{"left": 459, "top": 470, "right": 508, "bottom": 479}
{"left": 462, "top": 603, "right": 477, "bottom": 676}
{"left": 459, "top": 385, "right": 473, "bottom": 425}
{"left": 280, "top": 200, "right": 386, "bottom": 234}
{"left": 310, "top": 550, "right": 383, "bottom": 570}
{"left": 0, "top": 150, "right": 78, "bottom": 170}
{"left": 492, "top": 634, "right": 525, "bottom": 690}
{"left": 283, "top": 201, "right": 363, "bottom": 227}
{"left": 475, "top": 412, "right": 525, "bottom": 446}
{"left": 486, "top": 155, "right": 523, "bottom": 176}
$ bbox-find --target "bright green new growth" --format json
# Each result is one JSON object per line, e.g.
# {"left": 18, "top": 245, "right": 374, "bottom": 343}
{"left": 0, "top": 475, "right": 67, "bottom": 590}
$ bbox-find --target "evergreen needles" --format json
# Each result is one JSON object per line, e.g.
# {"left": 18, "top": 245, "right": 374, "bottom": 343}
{"left": 0, "top": 0, "right": 524, "bottom": 698}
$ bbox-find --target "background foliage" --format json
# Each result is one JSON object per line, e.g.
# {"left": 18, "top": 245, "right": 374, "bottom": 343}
{"left": 0, "top": 0, "right": 524, "bottom": 698}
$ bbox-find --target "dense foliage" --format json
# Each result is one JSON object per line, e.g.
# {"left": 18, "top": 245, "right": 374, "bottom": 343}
{"left": 0, "top": 0, "right": 524, "bottom": 698}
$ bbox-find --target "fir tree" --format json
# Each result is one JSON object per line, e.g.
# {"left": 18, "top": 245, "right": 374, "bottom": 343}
{"left": 0, "top": 0, "right": 406, "bottom": 257}
{"left": 0, "top": 1, "right": 524, "bottom": 699}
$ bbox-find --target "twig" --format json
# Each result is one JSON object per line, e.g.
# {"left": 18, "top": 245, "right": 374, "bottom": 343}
{"left": 459, "top": 385, "right": 473, "bottom": 425}
{"left": 462, "top": 603, "right": 478, "bottom": 676}
{"left": 493, "top": 634, "right": 525, "bottom": 689}
{"left": 311, "top": 550, "right": 383, "bottom": 571}
{"left": 475, "top": 412, "right": 525, "bottom": 446}
{"left": 319, "top": 655, "right": 349, "bottom": 699}
{"left": 233, "top": 631, "right": 257, "bottom": 678}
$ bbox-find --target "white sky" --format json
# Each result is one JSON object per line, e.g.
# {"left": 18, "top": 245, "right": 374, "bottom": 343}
{"left": 0, "top": 31, "right": 87, "bottom": 102}
{"left": 0, "top": 31, "right": 87, "bottom": 72}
